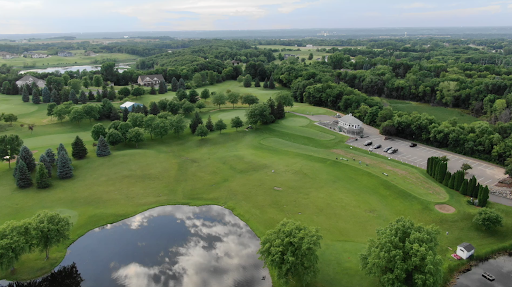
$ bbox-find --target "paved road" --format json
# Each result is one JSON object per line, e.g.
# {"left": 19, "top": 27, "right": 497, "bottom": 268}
{"left": 291, "top": 112, "right": 512, "bottom": 206}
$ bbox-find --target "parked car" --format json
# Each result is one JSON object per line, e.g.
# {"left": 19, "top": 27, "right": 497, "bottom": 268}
{"left": 383, "top": 147, "right": 392, "bottom": 152}
{"left": 364, "top": 140, "right": 372, "bottom": 146}
{"left": 373, "top": 144, "right": 381, "bottom": 149}
{"left": 482, "top": 272, "right": 495, "bottom": 281}
{"left": 388, "top": 148, "right": 398, "bottom": 154}
{"left": 410, "top": 143, "right": 417, "bottom": 147}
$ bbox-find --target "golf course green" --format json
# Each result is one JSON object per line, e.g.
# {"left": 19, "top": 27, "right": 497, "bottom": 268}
{"left": 1, "top": 82, "right": 512, "bottom": 286}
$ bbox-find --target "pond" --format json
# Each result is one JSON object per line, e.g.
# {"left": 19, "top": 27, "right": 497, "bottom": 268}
{"left": 455, "top": 256, "right": 512, "bottom": 287}
{"left": 54, "top": 205, "right": 271, "bottom": 287}
{"left": 19, "top": 65, "right": 129, "bottom": 74}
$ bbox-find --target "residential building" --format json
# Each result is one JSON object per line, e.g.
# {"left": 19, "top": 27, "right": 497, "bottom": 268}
{"left": 231, "top": 60, "right": 241, "bottom": 65}
{"left": 137, "top": 74, "right": 165, "bottom": 87}
{"left": 16, "top": 75, "right": 46, "bottom": 88}
{"left": 58, "top": 51, "right": 74, "bottom": 57}
{"left": 306, "top": 44, "right": 314, "bottom": 48}
{"left": 32, "top": 53, "right": 48, "bottom": 58}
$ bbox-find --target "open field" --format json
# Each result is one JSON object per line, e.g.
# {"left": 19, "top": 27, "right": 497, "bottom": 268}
{"left": 258, "top": 45, "right": 333, "bottom": 64}
{"left": 1, "top": 83, "right": 512, "bottom": 286}
{"left": 0, "top": 51, "right": 139, "bottom": 69}
{"left": 384, "top": 98, "right": 479, "bottom": 124}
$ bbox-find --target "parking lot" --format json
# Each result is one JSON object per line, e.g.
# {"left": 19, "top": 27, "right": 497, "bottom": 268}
{"left": 348, "top": 134, "right": 505, "bottom": 187}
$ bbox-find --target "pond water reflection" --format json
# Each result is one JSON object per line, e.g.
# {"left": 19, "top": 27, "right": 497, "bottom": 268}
{"left": 455, "top": 256, "right": 512, "bottom": 287}
{"left": 58, "top": 205, "right": 271, "bottom": 287}
{"left": 19, "top": 65, "right": 129, "bottom": 74}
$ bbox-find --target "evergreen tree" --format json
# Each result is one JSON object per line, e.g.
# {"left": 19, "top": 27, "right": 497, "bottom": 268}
{"left": 22, "top": 85, "right": 30, "bottom": 102}
{"left": 437, "top": 162, "right": 447, "bottom": 183}
{"left": 149, "top": 83, "right": 157, "bottom": 95}
{"left": 171, "top": 77, "right": 179, "bottom": 92}
{"left": 263, "top": 78, "right": 269, "bottom": 89}
{"left": 44, "top": 148, "right": 56, "bottom": 166}
{"left": 15, "top": 160, "right": 32, "bottom": 188}
{"left": 442, "top": 172, "right": 451, "bottom": 186}
{"left": 178, "top": 78, "right": 186, "bottom": 90}
{"left": 122, "top": 107, "right": 129, "bottom": 122}
{"left": 95, "top": 90, "right": 102, "bottom": 102}
{"left": 142, "top": 104, "right": 149, "bottom": 116}
{"left": 19, "top": 145, "right": 36, "bottom": 172}
{"left": 460, "top": 179, "right": 469, "bottom": 196}
{"left": 88, "top": 90, "right": 95, "bottom": 101}
{"left": 269, "top": 76, "right": 275, "bottom": 89}
{"left": 427, "top": 157, "right": 432, "bottom": 175}
{"left": 149, "top": 101, "right": 160, "bottom": 115}
{"left": 57, "top": 150, "right": 73, "bottom": 179}
{"left": 51, "top": 90, "right": 61, "bottom": 104}
{"left": 205, "top": 115, "right": 215, "bottom": 132}
{"left": 96, "top": 135, "right": 111, "bottom": 157}
{"left": 158, "top": 81, "right": 167, "bottom": 94}
{"left": 108, "top": 86, "right": 116, "bottom": 100}
{"left": 69, "top": 90, "right": 78, "bottom": 104}
{"left": 79, "top": 91, "right": 87, "bottom": 104}
{"left": 57, "top": 143, "right": 72, "bottom": 164}
{"left": 254, "top": 78, "right": 261, "bottom": 87}
{"left": 71, "top": 136, "right": 88, "bottom": 160}
{"left": 176, "top": 89, "right": 188, "bottom": 101}
{"left": 13, "top": 156, "right": 20, "bottom": 178}
{"left": 266, "top": 98, "right": 277, "bottom": 123}
{"left": 189, "top": 112, "right": 203, "bottom": 134}
{"left": 448, "top": 173, "right": 455, "bottom": 189}
{"left": 36, "top": 163, "right": 51, "bottom": 189}
{"left": 276, "top": 101, "right": 285, "bottom": 120}
{"left": 478, "top": 186, "right": 490, "bottom": 207}
{"left": 468, "top": 176, "right": 477, "bottom": 197}
{"left": 188, "top": 89, "right": 199, "bottom": 103}
{"left": 42, "top": 87, "right": 51, "bottom": 103}
{"left": 243, "top": 75, "right": 252, "bottom": 88}
{"left": 39, "top": 153, "right": 52, "bottom": 178}
{"left": 32, "top": 88, "right": 41, "bottom": 104}
{"left": 110, "top": 107, "right": 120, "bottom": 121}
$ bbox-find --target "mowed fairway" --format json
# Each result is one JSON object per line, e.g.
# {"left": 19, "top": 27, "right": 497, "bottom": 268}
{"left": 1, "top": 89, "right": 512, "bottom": 286}
{"left": 385, "top": 99, "right": 480, "bottom": 124}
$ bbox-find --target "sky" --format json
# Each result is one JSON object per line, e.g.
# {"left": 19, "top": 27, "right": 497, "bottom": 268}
{"left": 0, "top": 0, "right": 511, "bottom": 34}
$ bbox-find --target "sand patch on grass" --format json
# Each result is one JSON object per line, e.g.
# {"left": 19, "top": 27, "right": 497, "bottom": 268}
{"left": 274, "top": 187, "right": 282, "bottom": 190}
{"left": 435, "top": 204, "right": 456, "bottom": 213}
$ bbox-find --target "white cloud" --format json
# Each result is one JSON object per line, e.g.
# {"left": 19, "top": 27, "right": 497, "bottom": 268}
{"left": 403, "top": 5, "right": 502, "bottom": 18}
{"left": 396, "top": 2, "right": 436, "bottom": 9}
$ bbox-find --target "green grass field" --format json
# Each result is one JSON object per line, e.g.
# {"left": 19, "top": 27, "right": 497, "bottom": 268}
{"left": 385, "top": 99, "right": 480, "bottom": 124}
{"left": 257, "top": 45, "right": 333, "bottom": 64}
{"left": 0, "top": 50, "right": 138, "bottom": 69}
{"left": 1, "top": 83, "right": 512, "bottom": 286}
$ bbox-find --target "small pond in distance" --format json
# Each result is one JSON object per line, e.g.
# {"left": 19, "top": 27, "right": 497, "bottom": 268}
{"left": 58, "top": 205, "right": 271, "bottom": 287}
{"left": 455, "top": 256, "right": 512, "bottom": 287}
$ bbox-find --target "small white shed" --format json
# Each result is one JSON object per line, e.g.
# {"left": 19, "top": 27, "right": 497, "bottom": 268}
{"left": 456, "top": 242, "right": 475, "bottom": 259}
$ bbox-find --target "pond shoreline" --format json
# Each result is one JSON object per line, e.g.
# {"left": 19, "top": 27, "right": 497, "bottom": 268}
{"left": 447, "top": 250, "right": 512, "bottom": 286}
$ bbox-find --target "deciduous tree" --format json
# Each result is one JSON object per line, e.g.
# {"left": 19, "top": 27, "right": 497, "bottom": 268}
{"left": 231, "top": 116, "right": 244, "bottom": 131}
{"left": 0, "top": 134, "right": 23, "bottom": 169}
{"left": 32, "top": 211, "right": 72, "bottom": 260}
{"left": 127, "top": 113, "right": 146, "bottom": 128}
{"left": 212, "top": 92, "right": 227, "bottom": 109}
{"left": 127, "top": 127, "right": 145, "bottom": 148}
{"left": 473, "top": 208, "right": 503, "bottom": 230}
{"left": 360, "top": 217, "right": 442, "bottom": 287}
{"left": 214, "top": 119, "right": 227, "bottom": 133}
{"left": 91, "top": 124, "right": 107, "bottom": 141}
{"left": 227, "top": 92, "right": 240, "bottom": 109}
{"left": 200, "top": 89, "right": 210, "bottom": 100}
{"left": 195, "top": 124, "right": 209, "bottom": 138}
{"left": 258, "top": 219, "right": 322, "bottom": 286}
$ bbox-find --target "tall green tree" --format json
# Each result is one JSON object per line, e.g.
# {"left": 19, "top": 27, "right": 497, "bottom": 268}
{"left": 231, "top": 116, "right": 244, "bottom": 131}
{"left": 69, "top": 90, "right": 78, "bottom": 104}
{"left": 269, "top": 76, "right": 276, "bottom": 89}
{"left": 18, "top": 145, "right": 36, "bottom": 172}
{"left": 478, "top": 186, "right": 490, "bottom": 207}
{"left": 258, "top": 219, "right": 322, "bottom": 286}
{"left": 91, "top": 124, "right": 107, "bottom": 141}
{"left": 96, "top": 135, "right": 111, "bottom": 157}
{"left": 79, "top": 91, "right": 87, "bottom": 104}
{"left": 188, "top": 89, "right": 199, "bottom": 103}
{"left": 153, "top": 119, "right": 170, "bottom": 139}
{"left": 227, "top": 92, "right": 240, "bottom": 109}
{"left": 126, "top": 127, "right": 145, "bottom": 148}
{"left": 442, "top": 172, "right": 451, "bottom": 186}
{"left": 214, "top": 119, "right": 227, "bottom": 133}
{"left": 0, "top": 134, "right": 23, "bottom": 169}
{"left": 32, "top": 88, "right": 41, "bottom": 104}
{"left": 57, "top": 150, "right": 73, "bottom": 179}
{"left": 171, "top": 77, "right": 179, "bottom": 92}
{"left": 263, "top": 78, "right": 269, "bottom": 89}
{"left": 241, "top": 94, "right": 259, "bottom": 106}
{"left": 47, "top": 102, "right": 57, "bottom": 119}
{"left": 194, "top": 124, "right": 209, "bottom": 138}
{"left": 71, "top": 136, "right": 88, "bottom": 160}
{"left": 195, "top": 101, "right": 206, "bottom": 111}
{"left": 57, "top": 143, "right": 71, "bottom": 164}
{"left": 360, "top": 217, "right": 442, "bottom": 287}
{"left": 212, "top": 92, "right": 227, "bottom": 109}
{"left": 243, "top": 75, "right": 252, "bottom": 88}
{"left": 170, "top": 115, "right": 186, "bottom": 136}
{"left": 149, "top": 101, "right": 160, "bottom": 115}
{"left": 182, "top": 101, "right": 195, "bottom": 114}
{"left": 200, "top": 89, "right": 210, "bottom": 100}
{"left": 15, "top": 160, "right": 33, "bottom": 188}
{"left": 178, "top": 78, "right": 186, "bottom": 90}
{"left": 35, "top": 163, "right": 51, "bottom": 189}
{"left": 460, "top": 179, "right": 469, "bottom": 196}
{"left": 69, "top": 106, "right": 86, "bottom": 125}
{"left": 205, "top": 115, "right": 215, "bottom": 132}
{"left": 176, "top": 89, "right": 188, "bottom": 101}
{"left": 92, "top": 75, "right": 103, "bottom": 87}
{"left": 22, "top": 85, "right": 30, "bottom": 102}
{"left": 32, "top": 211, "right": 72, "bottom": 260}
{"left": 44, "top": 148, "right": 56, "bottom": 166}
{"left": 266, "top": 98, "right": 277, "bottom": 123}
{"left": 127, "top": 113, "right": 146, "bottom": 128}
{"left": 39, "top": 153, "right": 52, "bottom": 178}
{"left": 0, "top": 219, "right": 33, "bottom": 270}
{"left": 42, "top": 87, "right": 51, "bottom": 103}
{"left": 82, "top": 104, "right": 99, "bottom": 123}
{"left": 246, "top": 103, "right": 273, "bottom": 127}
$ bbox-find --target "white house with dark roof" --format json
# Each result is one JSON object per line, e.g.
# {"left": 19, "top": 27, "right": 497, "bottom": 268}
{"left": 456, "top": 243, "right": 475, "bottom": 259}
{"left": 137, "top": 74, "right": 165, "bottom": 87}
{"left": 16, "top": 75, "right": 46, "bottom": 88}
{"left": 338, "top": 113, "right": 364, "bottom": 136}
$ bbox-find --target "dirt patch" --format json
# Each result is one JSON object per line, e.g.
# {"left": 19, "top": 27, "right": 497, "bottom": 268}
{"left": 274, "top": 187, "right": 282, "bottom": 190}
{"left": 435, "top": 204, "right": 456, "bottom": 214}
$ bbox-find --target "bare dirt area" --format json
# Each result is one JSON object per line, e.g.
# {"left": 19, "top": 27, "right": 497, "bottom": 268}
{"left": 435, "top": 204, "right": 456, "bottom": 213}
